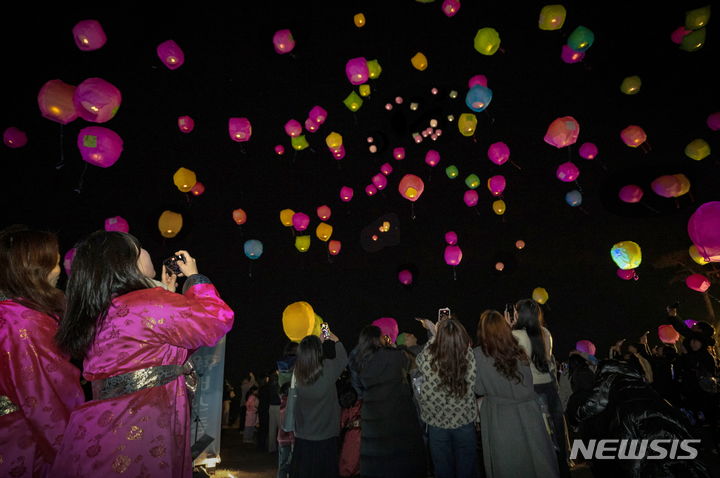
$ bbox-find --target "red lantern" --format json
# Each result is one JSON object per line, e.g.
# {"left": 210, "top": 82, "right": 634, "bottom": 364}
{"left": 658, "top": 325, "right": 680, "bottom": 344}
{"left": 178, "top": 116, "right": 194, "bottom": 133}
{"left": 686, "top": 273, "right": 711, "bottom": 292}
{"left": 544, "top": 116, "right": 579, "bottom": 148}
{"left": 317, "top": 205, "right": 331, "bottom": 221}
{"left": 328, "top": 240, "right": 342, "bottom": 255}
{"left": 620, "top": 125, "right": 647, "bottom": 148}
{"left": 232, "top": 208, "right": 247, "bottom": 225}
{"left": 190, "top": 182, "right": 205, "bottom": 196}
{"left": 398, "top": 174, "right": 425, "bottom": 202}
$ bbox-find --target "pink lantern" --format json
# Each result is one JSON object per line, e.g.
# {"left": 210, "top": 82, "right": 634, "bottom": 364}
{"left": 544, "top": 116, "right": 580, "bottom": 148}
{"left": 442, "top": 0, "right": 461, "bottom": 17}
{"left": 72, "top": 20, "right": 107, "bottom": 51}
{"left": 575, "top": 340, "right": 596, "bottom": 356}
{"left": 328, "top": 240, "right": 342, "bottom": 255}
{"left": 620, "top": 125, "right": 647, "bottom": 148}
{"left": 445, "top": 231, "right": 458, "bottom": 245}
{"left": 3, "top": 127, "right": 28, "bottom": 148}
{"left": 658, "top": 325, "right": 680, "bottom": 344}
{"left": 398, "top": 269, "right": 413, "bottom": 285}
{"left": 380, "top": 163, "right": 393, "bottom": 175}
{"left": 556, "top": 162, "right": 580, "bottom": 182}
{"left": 190, "top": 182, "right": 205, "bottom": 196}
{"left": 688, "top": 202, "right": 720, "bottom": 262}
{"left": 365, "top": 184, "right": 378, "bottom": 196}
{"left": 73, "top": 78, "right": 122, "bottom": 123}
{"left": 178, "top": 115, "right": 194, "bottom": 133}
{"left": 671, "top": 26, "right": 691, "bottom": 44}
{"left": 372, "top": 318, "right": 399, "bottom": 344}
{"left": 345, "top": 57, "right": 369, "bottom": 85}
{"left": 104, "top": 216, "right": 129, "bottom": 233}
{"left": 157, "top": 40, "right": 184, "bottom": 70}
{"left": 317, "top": 205, "right": 332, "bottom": 221}
{"left": 468, "top": 74, "right": 488, "bottom": 88}
{"left": 340, "top": 186, "right": 354, "bottom": 202}
{"left": 425, "top": 150, "right": 441, "bottom": 167}
{"left": 463, "top": 190, "right": 479, "bottom": 207}
{"left": 686, "top": 273, "right": 711, "bottom": 292}
{"left": 444, "top": 245, "right": 463, "bottom": 266}
{"left": 63, "top": 248, "right": 76, "bottom": 276}
{"left": 304, "top": 118, "right": 319, "bottom": 133}
{"left": 619, "top": 185, "right": 644, "bottom": 203}
{"left": 706, "top": 112, "right": 720, "bottom": 131}
{"left": 292, "top": 212, "right": 310, "bottom": 231}
{"left": 273, "top": 29, "right": 295, "bottom": 54}
{"left": 487, "top": 141, "right": 510, "bottom": 165}
{"left": 229, "top": 117, "right": 252, "bottom": 142}
{"left": 284, "top": 119, "right": 302, "bottom": 137}
{"left": 560, "top": 44, "right": 585, "bottom": 63}
{"left": 487, "top": 175, "right": 506, "bottom": 196}
{"left": 399, "top": 174, "right": 425, "bottom": 201}
{"left": 77, "top": 126, "right": 123, "bottom": 167}
{"left": 579, "top": 142, "right": 598, "bottom": 159}
{"left": 275, "top": 145, "right": 285, "bottom": 155}
{"left": 616, "top": 268, "right": 636, "bottom": 280}
{"left": 372, "top": 173, "right": 388, "bottom": 190}
{"left": 332, "top": 145, "right": 346, "bottom": 160}
{"left": 38, "top": 79, "right": 78, "bottom": 124}
{"left": 309, "top": 106, "right": 327, "bottom": 125}
{"left": 393, "top": 147, "right": 406, "bottom": 160}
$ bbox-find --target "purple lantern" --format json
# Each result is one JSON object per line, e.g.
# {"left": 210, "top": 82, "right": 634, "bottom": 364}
{"left": 579, "top": 142, "right": 598, "bottom": 159}
{"left": 38, "top": 79, "right": 78, "bottom": 124}
{"left": 556, "top": 162, "right": 580, "bottom": 182}
{"left": 442, "top": 0, "right": 461, "bottom": 17}
{"left": 487, "top": 175, "right": 506, "bottom": 196}
{"left": 575, "top": 340, "right": 596, "bottom": 356}
{"left": 157, "top": 40, "right": 184, "bottom": 70}
{"left": 684, "top": 319, "right": 699, "bottom": 329}
{"left": 372, "top": 173, "right": 388, "bottom": 190}
{"left": 544, "top": 116, "right": 580, "bottom": 148}
{"left": 463, "top": 190, "right": 479, "bottom": 207}
{"left": 72, "top": 20, "right": 106, "bottom": 51}
{"left": 487, "top": 141, "right": 510, "bottom": 165}
{"left": 365, "top": 184, "right": 378, "bottom": 196}
{"left": 618, "top": 185, "right": 644, "bottom": 203}
{"left": 425, "top": 149, "right": 441, "bottom": 167}
{"left": 178, "top": 115, "right": 194, "bottom": 133}
{"left": 393, "top": 147, "right": 406, "bottom": 160}
{"left": 77, "top": 126, "right": 123, "bottom": 167}
{"left": 63, "top": 248, "right": 76, "bottom": 276}
{"left": 380, "top": 163, "right": 393, "bottom": 175}
{"left": 104, "top": 216, "right": 129, "bottom": 233}
{"left": 73, "top": 78, "right": 122, "bottom": 123}
{"left": 445, "top": 231, "right": 458, "bottom": 245}
{"left": 560, "top": 44, "right": 585, "bottom": 64}
{"left": 688, "top": 202, "right": 720, "bottom": 262}
{"left": 284, "top": 119, "right": 302, "bottom": 137}
{"left": 340, "top": 186, "right": 354, "bottom": 202}
{"left": 398, "top": 269, "right": 413, "bottom": 285}
{"left": 309, "top": 106, "right": 328, "bottom": 125}
{"left": 444, "top": 245, "right": 463, "bottom": 266}
{"left": 292, "top": 212, "right": 310, "bottom": 232}
{"left": 273, "top": 29, "right": 295, "bottom": 54}
{"left": 706, "top": 112, "right": 720, "bottom": 131}
{"left": 304, "top": 118, "right": 318, "bottom": 133}
{"left": 3, "top": 127, "right": 28, "bottom": 148}
{"left": 229, "top": 117, "right": 252, "bottom": 142}
{"left": 468, "top": 74, "right": 488, "bottom": 88}
{"left": 345, "top": 57, "right": 369, "bottom": 85}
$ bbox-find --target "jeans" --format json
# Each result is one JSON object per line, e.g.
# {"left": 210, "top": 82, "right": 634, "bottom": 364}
{"left": 277, "top": 444, "right": 292, "bottom": 478}
{"left": 428, "top": 422, "right": 479, "bottom": 478}
{"left": 535, "top": 381, "right": 570, "bottom": 478}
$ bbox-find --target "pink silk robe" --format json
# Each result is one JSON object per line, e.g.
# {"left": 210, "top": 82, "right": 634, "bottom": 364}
{"left": 0, "top": 300, "right": 85, "bottom": 478}
{"left": 51, "top": 283, "right": 234, "bottom": 478}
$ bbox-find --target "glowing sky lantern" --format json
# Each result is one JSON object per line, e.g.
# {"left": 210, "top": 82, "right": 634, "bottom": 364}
{"left": 468, "top": 74, "right": 488, "bottom": 88}
{"left": 364, "top": 59, "right": 381, "bottom": 80}
{"left": 651, "top": 174, "right": 690, "bottom": 198}
{"left": 292, "top": 212, "right": 310, "bottom": 232}
{"left": 544, "top": 116, "right": 579, "bottom": 148}
{"left": 309, "top": 105, "right": 328, "bottom": 125}
{"left": 72, "top": 20, "right": 106, "bottom": 51}
{"left": 465, "top": 174, "right": 480, "bottom": 189}
{"left": 273, "top": 29, "right": 295, "bottom": 54}
{"left": 340, "top": 186, "right": 354, "bottom": 202}
{"left": 487, "top": 175, "right": 506, "bottom": 196}
{"left": 538, "top": 4, "right": 566, "bottom": 30}
{"left": 38, "top": 80, "right": 78, "bottom": 124}
{"left": 465, "top": 85, "right": 493, "bottom": 112}
{"left": 158, "top": 210, "right": 183, "bottom": 238}
{"left": 354, "top": 13, "right": 366, "bottom": 27}
{"left": 316, "top": 223, "right": 333, "bottom": 242}
{"left": 232, "top": 208, "right": 247, "bottom": 225}
{"left": 326, "top": 132, "right": 343, "bottom": 149}
{"left": 372, "top": 318, "right": 399, "bottom": 344}
{"left": 328, "top": 240, "right": 342, "bottom": 255}
{"left": 620, "top": 125, "right": 647, "bottom": 147}
{"left": 689, "top": 245, "right": 710, "bottom": 265}
{"left": 680, "top": 28, "right": 706, "bottom": 52}
{"left": 173, "top": 167, "right": 197, "bottom": 192}
{"left": 345, "top": 57, "right": 369, "bottom": 85}
{"left": 567, "top": 26, "right": 595, "bottom": 51}
{"left": 618, "top": 185, "right": 644, "bottom": 203}
{"left": 611, "top": 241, "right": 642, "bottom": 270}
{"left": 304, "top": 118, "right": 319, "bottom": 132}
{"left": 658, "top": 325, "right": 680, "bottom": 344}
{"left": 707, "top": 112, "right": 720, "bottom": 131}
{"left": 77, "top": 126, "right": 123, "bottom": 167}
{"left": 190, "top": 181, "right": 205, "bottom": 197}
{"left": 317, "top": 205, "right": 331, "bottom": 221}
{"left": 229, "top": 117, "right": 252, "bottom": 142}
{"left": 399, "top": 174, "right": 425, "bottom": 201}
{"left": 292, "top": 135, "right": 310, "bottom": 151}
{"left": 295, "top": 235, "right": 311, "bottom": 252}
{"left": 280, "top": 209, "right": 295, "bottom": 227}
{"left": 617, "top": 268, "right": 636, "bottom": 280}
{"left": 359, "top": 82, "right": 371, "bottom": 97}
{"left": 464, "top": 190, "right": 479, "bottom": 207}
{"left": 458, "top": 113, "right": 478, "bottom": 136}
{"left": 560, "top": 44, "right": 585, "bottom": 63}
{"left": 492, "top": 199, "right": 506, "bottom": 215}
{"left": 178, "top": 115, "right": 194, "bottom": 133}
{"left": 63, "top": 248, "right": 76, "bottom": 276}
{"left": 620, "top": 76, "right": 642, "bottom": 95}
{"left": 444, "top": 245, "right": 463, "bottom": 266}
{"left": 411, "top": 52, "right": 428, "bottom": 70}
{"left": 372, "top": 173, "right": 388, "bottom": 190}
{"left": 685, "top": 6, "right": 711, "bottom": 30}
{"left": 3, "top": 127, "right": 27, "bottom": 148}
{"left": 442, "top": 0, "right": 461, "bottom": 17}
{"left": 474, "top": 27, "right": 501, "bottom": 55}
{"left": 578, "top": 142, "right": 598, "bottom": 159}
{"left": 284, "top": 119, "right": 302, "bottom": 137}
{"left": 344, "top": 91, "right": 364, "bottom": 111}
{"left": 73, "top": 78, "right": 121, "bottom": 123}
{"left": 445, "top": 231, "right": 458, "bottom": 245}
{"left": 446, "top": 165, "right": 459, "bottom": 179}
{"left": 380, "top": 163, "right": 393, "bottom": 175}
{"left": 157, "top": 40, "right": 184, "bottom": 70}
{"left": 425, "top": 149, "right": 441, "bottom": 167}
{"left": 685, "top": 138, "right": 710, "bottom": 160}
{"left": 532, "top": 287, "right": 549, "bottom": 304}
{"left": 487, "top": 141, "right": 510, "bottom": 165}
{"left": 575, "top": 340, "right": 596, "bottom": 356}
{"left": 104, "top": 216, "right": 129, "bottom": 233}
{"left": 686, "top": 273, "right": 711, "bottom": 292}
{"left": 275, "top": 145, "right": 285, "bottom": 155}
{"left": 565, "top": 190, "right": 582, "bottom": 207}
{"left": 688, "top": 201, "right": 720, "bottom": 262}
{"left": 556, "top": 161, "right": 580, "bottom": 182}
{"left": 398, "top": 269, "right": 413, "bottom": 285}
{"left": 393, "top": 147, "right": 406, "bottom": 160}
{"left": 282, "top": 301, "right": 315, "bottom": 342}
{"left": 243, "top": 239, "right": 263, "bottom": 260}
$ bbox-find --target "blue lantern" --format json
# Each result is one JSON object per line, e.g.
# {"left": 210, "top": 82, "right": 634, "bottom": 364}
{"left": 567, "top": 26, "right": 595, "bottom": 52}
{"left": 465, "top": 85, "right": 493, "bottom": 112}
{"left": 565, "top": 190, "right": 583, "bottom": 207}
{"left": 244, "top": 239, "right": 264, "bottom": 260}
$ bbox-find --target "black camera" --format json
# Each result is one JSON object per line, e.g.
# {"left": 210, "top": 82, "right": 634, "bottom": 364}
{"left": 163, "top": 254, "right": 186, "bottom": 276}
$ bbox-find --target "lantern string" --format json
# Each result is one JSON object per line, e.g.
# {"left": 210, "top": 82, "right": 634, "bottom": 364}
{"left": 510, "top": 159, "right": 522, "bottom": 170}
{"left": 73, "top": 163, "right": 88, "bottom": 194}
{"left": 453, "top": 267, "right": 457, "bottom": 281}
{"left": 248, "top": 262, "right": 253, "bottom": 279}
{"left": 641, "top": 201, "right": 660, "bottom": 214}
{"left": 55, "top": 125, "right": 65, "bottom": 170}
{"left": 410, "top": 203, "right": 416, "bottom": 220}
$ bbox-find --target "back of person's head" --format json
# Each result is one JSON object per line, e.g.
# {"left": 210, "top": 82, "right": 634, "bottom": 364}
{"left": 56, "top": 230, "right": 151, "bottom": 359}
{"left": 692, "top": 321, "right": 717, "bottom": 347}
{"left": 338, "top": 377, "right": 358, "bottom": 409}
{"left": 477, "top": 309, "right": 528, "bottom": 383}
{"left": 429, "top": 319, "right": 472, "bottom": 398}
{"left": 279, "top": 381, "right": 290, "bottom": 398}
{"left": 350, "top": 325, "right": 383, "bottom": 372}
{"left": 513, "top": 298, "right": 550, "bottom": 373}
{"left": 568, "top": 353, "right": 588, "bottom": 373}
{"left": 661, "top": 345, "right": 678, "bottom": 360}
{"left": 295, "top": 335, "right": 324, "bottom": 386}
{"left": 283, "top": 341, "right": 299, "bottom": 357}
{"left": 0, "top": 226, "right": 64, "bottom": 318}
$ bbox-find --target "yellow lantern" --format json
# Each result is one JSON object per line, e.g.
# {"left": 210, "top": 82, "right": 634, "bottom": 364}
{"left": 326, "top": 132, "right": 343, "bottom": 149}
{"left": 359, "top": 84, "right": 371, "bottom": 97}
{"left": 458, "top": 113, "right": 478, "bottom": 137}
{"left": 311, "top": 314, "right": 324, "bottom": 336}
{"left": 173, "top": 167, "right": 197, "bottom": 192}
{"left": 367, "top": 59, "right": 382, "bottom": 79}
{"left": 354, "top": 13, "right": 366, "bottom": 27}
{"left": 532, "top": 287, "right": 549, "bottom": 304}
{"left": 282, "top": 301, "right": 316, "bottom": 342}
{"left": 492, "top": 199, "right": 506, "bottom": 215}
{"left": 295, "top": 235, "right": 311, "bottom": 252}
{"left": 689, "top": 244, "right": 710, "bottom": 265}
{"left": 158, "top": 210, "right": 183, "bottom": 238}
{"left": 280, "top": 209, "right": 295, "bottom": 227}
{"left": 685, "top": 138, "right": 710, "bottom": 161}
{"left": 316, "top": 222, "right": 333, "bottom": 242}
{"left": 411, "top": 52, "right": 428, "bottom": 71}
{"left": 620, "top": 76, "right": 642, "bottom": 95}
{"left": 474, "top": 27, "right": 501, "bottom": 55}
{"left": 343, "top": 91, "right": 363, "bottom": 112}
{"left": 291, "top": 135, "right": 309, "bottom": 151}
{"left": 673, "top": 174, "right": 691, "bottom": 197}
{"left": 538, "top": 5, "right": 566, "bottom": 31}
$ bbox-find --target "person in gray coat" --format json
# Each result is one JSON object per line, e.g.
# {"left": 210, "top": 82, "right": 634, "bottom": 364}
{"left": 473, "top": 310, "right": 560, "bottom": 478}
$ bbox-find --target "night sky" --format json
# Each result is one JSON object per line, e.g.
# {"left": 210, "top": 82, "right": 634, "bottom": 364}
{"left": 2, "top": 1, "right": 718, "bottom": 383}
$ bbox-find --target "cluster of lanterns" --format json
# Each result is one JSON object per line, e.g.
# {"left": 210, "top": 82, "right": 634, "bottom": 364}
{"left": 278, "top": 205, "right": 340, "bottom": 256}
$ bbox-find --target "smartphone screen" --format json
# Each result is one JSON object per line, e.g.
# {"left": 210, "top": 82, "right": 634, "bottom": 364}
{"left": 320, "top": 323, "right": 330, "bottom": 339}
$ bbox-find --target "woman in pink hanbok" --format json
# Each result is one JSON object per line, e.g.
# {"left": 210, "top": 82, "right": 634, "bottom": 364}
{"left": 53, "top": 231, "right": 234, "bottom": 478}
{"left": 0, "top": 227, "right": 85, "bottom": 478}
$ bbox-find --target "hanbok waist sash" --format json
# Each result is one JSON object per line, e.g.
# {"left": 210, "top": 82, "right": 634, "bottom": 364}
{"left": 91, "top": 361, "right": 197, "bottom": 401}
{"left": 0, "top": 395, "right": 19, "bottom": 417}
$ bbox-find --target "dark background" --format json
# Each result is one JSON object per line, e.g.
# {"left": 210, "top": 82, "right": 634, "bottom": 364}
{"left": 1, "top": 1, "right": 718, "bottom": 384}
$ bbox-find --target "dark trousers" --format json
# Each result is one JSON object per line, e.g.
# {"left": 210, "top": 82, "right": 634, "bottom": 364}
{"left": 427, "top": 423, "right": 479, "bottom": 478}
{"left": 535, "top": 381, "right": 571, "bottom": 478}
{"left": 290, "top": 436, "right": 339, "bottom": 478}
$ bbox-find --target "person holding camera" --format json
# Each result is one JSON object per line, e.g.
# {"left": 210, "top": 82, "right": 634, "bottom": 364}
{"left": 51, "top": 231, "right": 234, "bottom": 478}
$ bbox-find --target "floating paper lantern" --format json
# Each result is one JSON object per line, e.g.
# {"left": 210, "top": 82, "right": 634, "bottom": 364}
{"left": 367, "top": 59, "right": 382, "bottom": 79}
{"left": 72, "top": 20, "right": 106, "bottom": 51}
{"left": 399, "top": 174, "right": 425, "bottom": 201}
{"left": 284, "top": 119, "right": 302, "bottom": 137}
{"left": 372, "top": 173, "right": 388, "bottom": 190}
{"left": 565, "top": 190, "right": 582, "bottom": 207}
{"left": 173, "top": 167, "right": 197, "bottom": 192}
{"left": 398, "top": 269, "right": 413, "bottom": 285}
{"left": 104, "top": 216, "right": 129, "bottom": 233}
{"left": 686, "top": 273, "right": 711, "bottom": 292}
{"left": 38, "top": 80, "right": 78, "bottom": 124}
{"left": 620, "top": 125, "right": 647, "bottom": 148}
{"left": 560, "top": 44, "right": 585, "bottom": 63}
{"left": 685, "top": 6, "right": 711, "bottom": 30}
{"left": 243, "top": 239, "right": 263, "bottom": 260}
{"left": 273, "top": 29, "right": 295, "bottom": 54}
{"left": 658, "top": 325, "right": 680, "bottom": 344}
{"left": 158, "top": 211, "right": 183, "bottom": 238}
{"left": 620, "top": 76, "right": 642, "bottom": 95}
{"left": 495, "top": 262, "right": 505, "bottom": 271}
{"left": 468, "top": 75, "right": 488, "bottom": 89}
{"left": 464, "top": 190, "right": 479, "bottom": 207}
{"left": 516, "top": 240, "right": 526, "bottom": 250}
{"left": 567, "top": 26, "right": 595, "bottom": 51}
{"left": 688, "top": 202, "right": 720, "bottom": 262}
{"left": 354, "top": 13, "right": 366, "bottom": 27}
{"left": 393, "top": 147, "right": 406, "bottom": 160}
{"left": 575, "top": 340, "right": 596, "bottom": 356}
{"left": 178, "top": 115, "right": 194, "bottom": 133}
{"left": 190, "top": 182, "right": 205, "bottom": 197}
{"left": 317, "top": 205, "right": 331, "bottom": 221}
{"left": 280, "top": 209, "right": 295, "bottom": 227}
{"left": 292, "top": 135, "right": 309, "bottom": 151}
{"left": 492, "top": 199, "right": 506, "bottom": 215}
{"left": 532, "top": 287, "right": 549, "bottom": 304}
{"left": 380, "top": 163, "right": 393, "bottom": 175}
{"left": 275, "top": 145, "right": 285, "bottom": 155}
{"left": 685, "top": 319, "right": 699, "bottom": 329}
{"left": 488, "top": 142, "right": 509, "bottom": 165}
{"left": 328, "top": 240, "right": 342, "bottom": 255}
{"left": 229, "top": 117, "right": 252, "bottom": 142}
{"left": 157, "top": 40, "right": 184, "bottom": 69}
{"left": 372, "top": 318, "right": 399, "bottom": 343}
{"left": 309, "top": 106, "right": 328, "bottom": 125}
{"left": 316, "top": 223, "right": 333, "bottom": 242}
{"left": 3, "top": 127, "right": 28, "bottom": 148}
{"left": 295, "top": 235, "right": 311, "bottom": 252}
{"left": 445, "top": 231, "right": 458, "bottom": 245}
{"left": 617, "top": 268, "right": 636, "bottom": 280}
{"left": 618, "top": 185, "right": 644, "bottom": 203}
{"left": 63, "top": 248, "right": 76, "bottom": 276}
{"left": 282, "top": 301, "right": 315, "bottom": 342}
{"left": 411, "top": 52, "right": 428, "bottom": 70}
{"left": 680, "top": 28, "right": 706, "bottom": 52}
{"left": 651, "top": 174, "right": 690, "bottom": 198}
{"left": 442, "top": 0, "right": 461, "bottom": 17}
{"left": 465, "top": 174, "right": 480, "bottom": 189}
{"left": 487, "top": 175, "right": 506, "bottom": 196}
{"left": 685, "top": 138, "right": 710, "bottom": 161}
{"left": 304, "top": 118, "right": 319, "bottom": 132}
{"left": 556, "top": 162, "right": 580, "bottom": 182}
{"left": 345, "top": 57, "right": 369, "bottom": 85}
{"left": 689, "top": 244, "right": 709, "bottom": 265}
{"left": 77, "top": 126, "right": 123, "bottom": 167}
{"left": 359, "top": 83, "right": 371, "bottom": 98}
{"left": 545, "top": 116, "right": 579, "bottom": 148}
{"left": 425, "top": 150, "right": 441, "bottom": 167}
{"left": 73, "top": 78, "right": 121, "bottom": 123}
{"left": 292, "top": 212, "right": 310, "bottom": 232}
{"left": 474, "top": 27, "right": 501, "bottom": 55}
{"left": 444, "top": 245, "right": 463, "bottom": 266}
{"left": 366, "top": 184, "right": 378, "bottom": 196}
{"left": 707, "top": 112, "right": 720, "bottom": 131}
{"left": 538, "top": 4, "right": 566, "bottom": 30}
{"left": 232, "top": 208, "right": 247, "bottom": 225}
{"left": 344, "top": 91, "right": 364, "bottom": 111}
{"left": 578, "top": 142, "right": 598, "bottom": 160}
{"left": 458, "top": 113, "right": 477, "bottom": 136}
{"left": 340, "top": 186, "right": 354, "bottom": 202}
{"left": 611, "top": 241, "right": 642, "bottom": 270}
{"left": 446, "top": 165, "right": 459, "bottom": 179}
{"left": 465, "top": 85, "right": 493, "bottom": 112}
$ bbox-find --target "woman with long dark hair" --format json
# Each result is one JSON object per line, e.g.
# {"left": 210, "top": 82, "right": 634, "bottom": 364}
{"left": 350, "top": 325, "right": 426, "bottom": 478}
{"left": 511, "top": 299, "right": 569, "bottom": 477}
{"left": 474, "top": 310, "right": 559, "bottom": 478}
{"left": 51, "top": 230, "right": 234, "bottom": 478}
{"left": 0, "top": 227, "right": 85, "bottom": 478}
{"left": 289, "top": 330, "right": 348, "bottom": 478}
{"left": 416, "top": 319, "right": 478, "bottom": 478}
